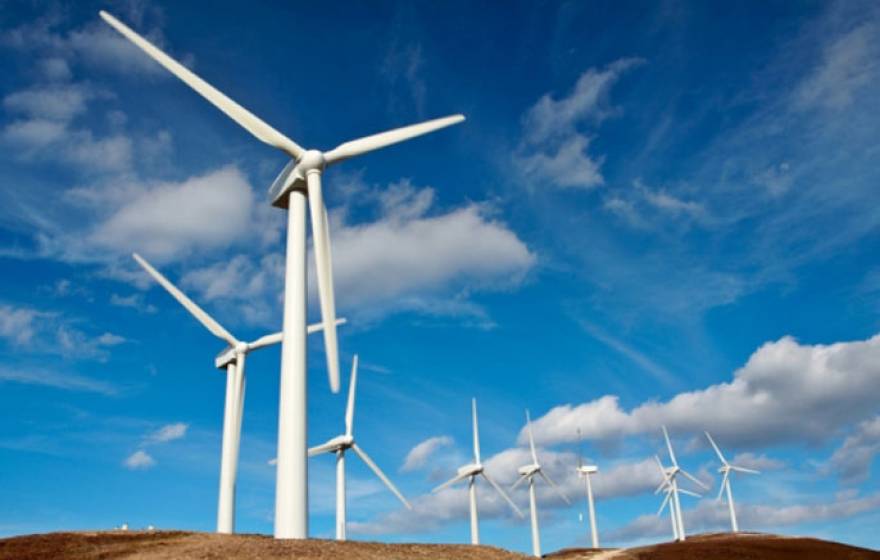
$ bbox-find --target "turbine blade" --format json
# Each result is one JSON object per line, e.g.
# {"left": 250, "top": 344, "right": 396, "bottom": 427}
{"left": 662, "top": 426, "right": 678, "bottom": 467}
{"left": 132, "top": 253, "right": 237, "bottom": 346}
{"left": 472, "top": 398, "right": 481, "bottom": 464}
{"left": 308, "top": 439, "right": 339, "bottom": 457}
{"left": 431, "top": 471, "right": 468, "bottom": 493}
{"left": 679, "top": 488, "right": 702, "bottom": 498}
{"left": 511, "top": 474, "right": 527, "bottom": 491}
{"left": 345, "top": 355, "right": 358, "bottom": 437}
{"left": 306, "top": 317, "right": 347, "bottom": 335}
{"left": 538, "top": 471, "right": 571, "bottom": 504}
{"left": 680, "top": 469, "right": 709, "bottom": 490}
{"left": 323, "top": 114, "right": 465, "bottom": 165}
{"left": 717, "top": 471, "right": 729, "bottom": 501}
{"left": 249, "top": 319, "right": 345, "bottom": 351}
{"left": 657, "top": 491, "right": 671, "bottom": 516}
{"left": 526, "top": 410, "right": 538, "bottom": 465}
{"left": 481, "top": 471, "right": 524, "bottom": 518}
{"left": 306, "top": 173, "right": 340, "bottom": 393}
{"left": 705, "top": 431, "right": 728, "bottom": 465}
{"left": 98, "top": 11, "right": 304, "bottom": 159}
{"left": 351, "top": 443, "right": 412, "bottom": 509}
{"left": 731, "top": 466, "right": 760, "bottom": 475}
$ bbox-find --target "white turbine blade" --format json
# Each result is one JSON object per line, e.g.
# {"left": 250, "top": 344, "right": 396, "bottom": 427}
{"left": 481, "top": 471, "right": 524, "bottom": 518}
{"left": 680, "top": 469, "right": 709, "bottom": 490}
{"left": 351, "top": 443, "right": 412, "bottom": 509}
{"left": 345, "top": 355, "right": 358, "bottom": 437}
{"left": 654, "top": 455, "right": 671, "bottom": 494}
{"left": 307, "top": 439, "right": 339, "bottom": 457}
{"left": 132, "top": 253, "right": 237, "bottom": 346}
{"left": 99, "top": 12, "right": 304, "bottom": 159}
{"left": 538, "top": 471, "right": 571, "bottom": 504}
{"left": 526, "top": 410, "right": 538, "bottom": 465}
{"left": 731, "top": 466, "right": 760, "bottom": 475}
{"left": 431, "top": 471, "right": 469, "bottom": 493}
{"left": 323, "top": 114, "right": 465, "bottom": 165}
{"left": 679, "top": 488, "right": 702, "bottom": 499}
{"left": 511, "top": 474, "right": 528, "bottom": 491}
{"left": 306, "top": 173, "right": 340, "bottom": 393}
{"left": 657, "top": 491, "right": 672, "bottom": 515}
{"left": 248, "top": 318, "right": 345, "bottom": 351}
{"left": 704, "top": 431, "right": 728, "bottom": 465}
{"left": 717, "top": 471, "right": 729, "bottom": 501}
{"left": 662, "top": 426, "right": 678, "bottom": 467}
{"left": 472, "top": 398, "right": 481, "bottom": 464}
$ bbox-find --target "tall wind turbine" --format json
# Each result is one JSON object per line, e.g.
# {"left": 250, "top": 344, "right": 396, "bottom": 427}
{"left": 101, "top": 11, "right": 464, "bottom": 538}
{"left": 659, "top": 426, "right": 707, "bottom": 541}
{"left": 575, "top": 430, "right": 600, "bottom": 549}
{"left": 131, "top": 253, "right": 340, "bottom": 534}
{"left": 705, "top": 431, "right": 759, "bottom": 533}
{"left": 512, "top": 410, "right": 571, "bottom": 557}
{"left": 308, "top": 355, "right": 412, "bottom": 540}
{"left": 654, "top": 455, "right": 701, "bottom": 541}
{"left": 432, "top": 399, "right": 524, "bottom": 545}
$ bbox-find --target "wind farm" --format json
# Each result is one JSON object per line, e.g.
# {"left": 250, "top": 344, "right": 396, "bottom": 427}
{"left": 1, "top": 2, "right": 879, "bottom": 559}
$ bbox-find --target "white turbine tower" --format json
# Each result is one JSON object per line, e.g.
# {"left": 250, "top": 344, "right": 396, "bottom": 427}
{"left": 432, "top": 398, "right": 524, "bottom": 545}
{"left": 575, "top": 430, "right": 600, "bottom": 549}
{"left": 308, "top": 355, "right": 412, "bottom": 540}
{"left": 705, "top": 431, "right": 759, "bottom": 533}
{"left": 131, "top": 253, "right": 339, "bottom": 534}
{"left": 654, "top": 455, "right": 701, "bottom": 541}
{"left": 512, "top": 410, "right": 571, "bottom": 557}
{"left": 658, "top": 426, "right": 707, "bottom": 541}
{"left": 101, "top": 12, "right": 464, "bottom": 538}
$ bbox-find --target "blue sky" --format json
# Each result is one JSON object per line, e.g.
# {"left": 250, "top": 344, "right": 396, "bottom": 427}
{"left": 1, "top": 0, "right": 879, "bottom": 553}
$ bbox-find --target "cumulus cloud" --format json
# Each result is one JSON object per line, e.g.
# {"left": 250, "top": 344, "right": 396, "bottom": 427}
{"left": 515, "top": 58, "right": 643, "bottom": 189}
{"left": 523, "top": 333, "right": 880, "bottom": 449}
{"left": 144, "top": 422, "right": 189, "bottom": 445}
{"left": 124, "top": 450, "right": 156, "bottom": 470}
{"left": 401, "top": 436, "right": 453, "bottom": 472}
{"left": 824, "top": 415, "right": 880, "bottom": 485}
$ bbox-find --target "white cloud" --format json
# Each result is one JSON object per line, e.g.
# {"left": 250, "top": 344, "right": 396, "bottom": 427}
{"left": 145, "top": 422, "right": 188, "bottom": 444}
{"left": 729, "top": 452, "right": 785, "bottom": 472}
{"left": 515, "top": 58, "right": 643, "bottom": 189}
{"left": 3, "top": 84, "right": 99, "bottom": 122}
{"left": 88, "top": 166, "right": 255, "bottom": 262}
{"left": 124, "top": 450, "right": 156, "bottom": 470}
{"left": 1, "top": 119, "right": 67, "bottom": 147}
{"left": 523, "top": 333, "right": 880, "bottom": 449}
{"left": 0, "top": 367, "right": 117, "bottom": 395}
{"left": 0, "top": 305, "right": 42, "bottom": 345}
{"left": 825, "top": 415, "right": 880, "bottom": 485}
{"left": 401, "top": 435, "right": 453, "bottom": 472}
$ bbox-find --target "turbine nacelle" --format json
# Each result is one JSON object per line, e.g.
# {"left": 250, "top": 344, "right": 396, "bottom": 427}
{"left": 323, "top": 434, "right": 355, "bottom": 452}
{"left": 577, "top": 465, "right": 599, "bottom": 475}
{"left": 457, "top": 463, "right": 483, "bottom": 477}
{"left": 518, "top": 463, "right": 541, "bottom": 477}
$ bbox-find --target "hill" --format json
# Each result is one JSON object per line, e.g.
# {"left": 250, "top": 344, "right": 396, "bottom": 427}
{"left": 0, "top": 530, "right": 877, "bottom": 559}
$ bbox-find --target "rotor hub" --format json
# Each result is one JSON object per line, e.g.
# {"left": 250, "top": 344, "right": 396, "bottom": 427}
{"left": 298, "top": 149, "right": 326, "bottom": 173}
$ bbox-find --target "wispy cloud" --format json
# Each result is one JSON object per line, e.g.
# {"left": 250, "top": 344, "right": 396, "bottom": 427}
{"left": 401, "top": 435, "right": 453, "bottom": 472}
{"left": 0, "top": 367, "right": 117, "bottom": 395}
{"left": 123, "top": 449, "right": 156, "bottom": 470}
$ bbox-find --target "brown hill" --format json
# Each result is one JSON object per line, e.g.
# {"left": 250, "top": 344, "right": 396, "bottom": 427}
{"left": 548, "top": 532, "right": 880, "bottom": 560}
{"left": 0, "top": 530, "right": 877, "bottom": 560}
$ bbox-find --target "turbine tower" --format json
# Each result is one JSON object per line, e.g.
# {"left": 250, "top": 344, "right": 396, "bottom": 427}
{"left": 654, "top": 455, "right": 700, "bottom": 541}
{"left": 432, "top": 398, "right": 524, "bottom": 545}
{"left": 512, "top": 410, "right": 571, "bottom": 557}
{"left": 101, "top": 11, "right": 464, "bottom": 538}
{"left": 308, "top": 355, "right": 412, "bottom": 540}
{"left": 705, "top": 431, "right": 759, "bottom": 533}
{"left": 131, "top": 253, "right": 339, "bottom": 534}
{"left": 575, "top": 429, "right": 600, "bottom": 549}
{"left": 659, "top": 426, "right": 707, "bottom": 541}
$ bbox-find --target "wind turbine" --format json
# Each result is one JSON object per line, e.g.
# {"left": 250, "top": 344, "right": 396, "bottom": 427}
{"left": 131, "top": 253, "right": 340, "bottom": 534}
{"left": 575, "top": 429, "right": 600, "bottom": 549}
{"left": 308, "top": 355, "right": 412, "bottom": 540}
{"left": 100, "top": 11, "right": 464, "bottom": 538}
{"left": 705, "top": 431, "right": 759, "bottom": 533}
{"left": 654, "top": 454, "right": 700, "bottom": 541}
{"left": 432, "top": 398, "right": 524, "bottom": 545}
{"left": 512, "top": 410, "right": 571, "bottom": 557}
{"left": 659, "top": 426, "right": 707, "bottom": 541}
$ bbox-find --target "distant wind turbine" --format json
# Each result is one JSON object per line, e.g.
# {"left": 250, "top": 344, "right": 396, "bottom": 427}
{"left": 705, "top": 431, "right": 759, "bottom": 533}
{"left": 132, "top": 253, "right": 340, "bottom": 533}
{"left": 657, "top": 426, "right": 707, "bottom": 541}
{"left": 512, "top": 410, "right": 571, "bottom": 557}
{"left": 575, "top": 429, "right": 600, "bottom": 549}
{"left": 432, "top": 398, "right": 524, "bottom": 545}
{"left": 101, "top": 11, "right": 463, "bottom": 538}
{"left": 308, "top": 355, "right": 412, "bottom": 540}
{"left": 655, "top": 454, "right": 701, "bottom": 541}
